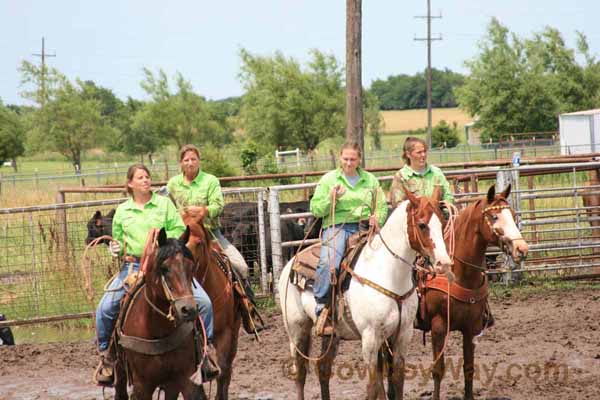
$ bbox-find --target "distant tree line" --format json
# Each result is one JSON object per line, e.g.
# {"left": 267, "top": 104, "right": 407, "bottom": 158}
{"left": 369, "top": 68, "right": 465, "bottom": 110}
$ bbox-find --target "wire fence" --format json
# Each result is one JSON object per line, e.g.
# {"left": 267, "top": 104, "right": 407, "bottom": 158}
{"left": 2, "top": 162, "right": 600, "bottom": 326}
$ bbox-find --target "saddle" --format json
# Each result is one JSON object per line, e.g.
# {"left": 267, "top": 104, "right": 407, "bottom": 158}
{"left": 290, "top": 230, "right": 369, "bottom": 293}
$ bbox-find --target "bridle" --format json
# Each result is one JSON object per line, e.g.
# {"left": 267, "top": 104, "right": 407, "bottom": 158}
{"left": 144, "top": 251, "right": 196, "bottom": 324}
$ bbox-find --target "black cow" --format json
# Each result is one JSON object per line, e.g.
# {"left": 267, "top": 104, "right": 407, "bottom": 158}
{"left": 0, "top": 313, "right": 15, "bottom": 346}
{"left": 85, "top": 209, "right": 116, "bottom": 245}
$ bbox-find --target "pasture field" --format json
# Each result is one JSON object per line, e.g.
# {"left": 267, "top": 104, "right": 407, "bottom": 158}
{"left": 381, "top": 107, "right": 473, "bottom": 136}
{"left": 0, "top": 280, "right": 598, "bottom": 399}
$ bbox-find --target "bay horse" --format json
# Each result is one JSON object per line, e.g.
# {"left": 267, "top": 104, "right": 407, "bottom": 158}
{"left": 423, "top": 184, "right": 529, "bottom": 400}
{"left": 183, "top": 208, "right": 243, "bottom": 400}
{"left": 279, "top": 188, "right": 453, "bottom": 400}
{"left": 113, "top": 227, "right": 204, "bottom": 400}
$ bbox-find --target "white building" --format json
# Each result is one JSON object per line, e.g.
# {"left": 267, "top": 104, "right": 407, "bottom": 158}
{"left": 559, "top": 109, "right": 600, "bottom": 155}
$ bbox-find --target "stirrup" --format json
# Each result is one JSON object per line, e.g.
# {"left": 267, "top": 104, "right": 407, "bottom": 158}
{"left": 93, "top": 355, "right": 115, "bottom": 387}
{"left": 315, "top": 307, "right": 334, "bottom": 336}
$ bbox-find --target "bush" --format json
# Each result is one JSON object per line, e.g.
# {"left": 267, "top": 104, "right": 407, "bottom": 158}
{"left": 200, "top": 144, "right": 237, "bottom": 177}
{"left": 432, "top": 120, "right": 459, "bottom": 149}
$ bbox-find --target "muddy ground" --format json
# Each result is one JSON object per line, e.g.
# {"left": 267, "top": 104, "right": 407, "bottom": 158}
{"left": 1, "top": 283, "right": 599, "bottom": 399}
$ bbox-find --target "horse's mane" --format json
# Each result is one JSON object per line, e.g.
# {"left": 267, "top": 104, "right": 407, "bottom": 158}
{"left": 155, "top": 238, "right": 193, "bottom": 268}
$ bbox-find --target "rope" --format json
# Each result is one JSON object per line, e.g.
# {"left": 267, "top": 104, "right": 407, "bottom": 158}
{"left": 81, "top": 235, "right": 117, "bottom": 302}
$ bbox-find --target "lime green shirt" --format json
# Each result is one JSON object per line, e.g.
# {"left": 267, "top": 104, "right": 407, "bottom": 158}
{"left": 310, "top": 168, "right": 388, "bottom": 228}
{"left": 389, "top": 164, "right": 454, "bottom": 207}
{"left": 112, "top": 192, "right": 186, "bottom": 257}
{"left": 167, "top": 171, "right": 225, "bottom": 230}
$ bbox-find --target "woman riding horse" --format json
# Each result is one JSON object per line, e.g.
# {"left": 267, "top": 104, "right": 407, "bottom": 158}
{"left": 167, "top": 144, "right": 263, "bottom": 332}
{"left": 310, "top": 141, "right": 388, "bottom": 336}
{"left": 94, "top": 164, "right": 219, "bottom": 386}
{"left": 389, "top": 136, "right": 454, "bottom": 207}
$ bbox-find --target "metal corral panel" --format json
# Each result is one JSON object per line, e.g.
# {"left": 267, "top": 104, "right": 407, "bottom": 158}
{"left": 559, "top": 110, "right": 600, "bottom": 155}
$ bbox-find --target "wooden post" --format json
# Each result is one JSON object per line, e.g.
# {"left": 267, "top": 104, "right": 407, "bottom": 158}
{"left": 55, "top": 191, "right": 69, "bottom": 256}
{"left": 346, "top": 0, "right": 364, "bottom": 166}
{"left": 526, "top": 176, "right": 538, "bottom": 243}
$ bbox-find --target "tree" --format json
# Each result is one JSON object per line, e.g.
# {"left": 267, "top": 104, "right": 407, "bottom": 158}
{"left": 432, "top": 120, "right": 459, "bottom": 148}
{"left": 41, "top": 79, "right": 103, "bottom": 171}
{"left": 370, "top": 69, "right": 465, "bottom": 110}
{"left": 0, "top": 101, "right": 26, "bottom": 171}
{"left": 455, "top": 18, "right": 558, "bottom": 142}
{"left": 456, "top": 19, "right": 600, "bottom": 142}
{"left": 239, "top": 49, "right": 345, "bottom": 151}
{"left": 137, "top": 69, "right": 230, "bottom": 149}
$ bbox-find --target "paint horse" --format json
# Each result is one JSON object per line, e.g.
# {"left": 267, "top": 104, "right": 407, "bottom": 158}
{"left": 279, "top": 188, "right": 452, "bottom": 400}
{"left": 422, "top": 184, "right": 529, "bottom": 400}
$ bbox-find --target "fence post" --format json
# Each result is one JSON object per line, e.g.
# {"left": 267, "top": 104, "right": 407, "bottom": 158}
{"left": 257, "top": 190, "right": 269, "bottom": 295}
{"left": 55, "top": 191, "right": 69, "bottom": 257}
{"left": 496, "top": 166, "right": 521, "bottom": 284}
{"left": 268, "top": 188, "right": 283, "bottom": 301}
{"left": 28, "top": 213, "right": 41, "bottom": 317}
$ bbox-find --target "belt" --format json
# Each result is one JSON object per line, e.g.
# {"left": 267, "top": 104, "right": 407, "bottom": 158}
{"left": 123, "top": 255, "right": 140, "bottom": 263}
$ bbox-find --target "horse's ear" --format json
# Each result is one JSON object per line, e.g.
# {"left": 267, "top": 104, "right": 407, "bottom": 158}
{"left": 93, "top": 210, "right": 102, "bottom": 220}
{"left": 402, "top": 184, "right": 419, "bottom": 208}
{"left": 158, "top": 228, "right": 168, "bottom": 247}
{"left": 180, "top": 226, "right": 191, "bottom": 244}
{"left": 432, "top": 184, "right": 442, "bottom": 204}
{"left": 500, "top": 183, "right": 511, "bottom": 199}
{"left": 107, "top": 209, "right": 116, "bottom": 218}
{"left": 486, "top": 185, "right": 496, "bottom": 204}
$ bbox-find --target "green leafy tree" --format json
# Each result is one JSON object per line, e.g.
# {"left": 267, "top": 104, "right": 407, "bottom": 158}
{"left": 432, "top": 120, "right": 459, "bottom": 148}
{"left": 240, "top": 140, "right": 259, "bottom": 175}
{"left": 42, "top": 79, "right": 103, "bottom": 171}
{"left": 137, "top": 69, "right": 230, "bottom": 149}
{"left": 239, "top": 49, "right": 345, "bottom": 151}
{"left": 0, "top": 101, "right": 26, "bottom": 171}
{"left": 455, "top": 18, "right": 558, "bottom": 142}
{"left": 370, "top": 69, "right": 465, "bottom": 110}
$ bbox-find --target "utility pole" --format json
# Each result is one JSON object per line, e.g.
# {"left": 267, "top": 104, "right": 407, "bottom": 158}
{"left": 414, "top": 0, "right": 442, "bottom": 149}
{"left": 32, "top": 37, "right": 56, "bottom": 107}
{"left": 346, "top": 0, "right": 365, "bottom": 166}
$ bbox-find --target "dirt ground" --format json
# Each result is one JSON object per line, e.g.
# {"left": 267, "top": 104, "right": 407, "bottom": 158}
{"left": 1, "top": 283, "right": 599, "bottom": 400}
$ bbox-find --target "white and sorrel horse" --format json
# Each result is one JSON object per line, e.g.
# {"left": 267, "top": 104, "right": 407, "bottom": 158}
{"left": 278, "top": 188, "right": 452, "bottom": 400}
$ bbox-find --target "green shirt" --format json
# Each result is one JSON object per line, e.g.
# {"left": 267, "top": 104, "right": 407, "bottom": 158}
{"left": 167, "top": 171, "right": 225, "bottom": 230}
{"left": 310, "top": 168, "right": 388, "bottom": 228}
{"left": 112, "top": 192, "right": 186, "bottom": 257}
{"left": 389, "top": 164, "right": 454, "bottom": 207}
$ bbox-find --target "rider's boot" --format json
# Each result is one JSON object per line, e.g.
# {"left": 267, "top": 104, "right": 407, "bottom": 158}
{"left": 315, "top": 306, "right": 334, "bottom": 336}
{"left": 93, "top": 349, "right": 115, "bottom": 387}
{"left": 239, "top": 278, "right": 265, "bottom": 334}
{"left": 191, "top": 342, "right": 221, "bottom": 384}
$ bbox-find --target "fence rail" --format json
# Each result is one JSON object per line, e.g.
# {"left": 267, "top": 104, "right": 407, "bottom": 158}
{"left": 2, "top": 161, "right": 600, "bottom": 327}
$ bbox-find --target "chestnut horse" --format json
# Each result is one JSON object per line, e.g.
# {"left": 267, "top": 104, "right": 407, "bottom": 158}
{"left": 423, "top": 185, "right": 529, "bottom": 400}
{"left": 280, "top": 189, "right": 452, "bottom": 400}
{"left": 114, "top": 227, "right": 203, "bottom": 400}
{"left": 183, "top": 209, "right": 243, "bottom": 400}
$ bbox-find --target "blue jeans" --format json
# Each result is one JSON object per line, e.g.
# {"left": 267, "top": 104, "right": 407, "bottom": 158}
{"left": 96, "top": 262, "right": 214, "bottom": 351}
{"left": 314, "top": 223, "right": 359, "bottom": 315}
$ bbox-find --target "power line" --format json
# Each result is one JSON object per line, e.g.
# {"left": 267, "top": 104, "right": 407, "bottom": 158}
{"left": 32, "top": 37, "right": 56, "bottom": 107}
{"left": 414, "top": 0, "right": 442, "bottom": 149}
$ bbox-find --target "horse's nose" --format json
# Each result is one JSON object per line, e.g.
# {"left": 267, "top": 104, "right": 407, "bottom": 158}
{"left": 180, "top": 304, "right": 198, "bottom": 321}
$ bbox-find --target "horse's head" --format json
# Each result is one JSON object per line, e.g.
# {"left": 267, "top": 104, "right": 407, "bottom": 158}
{"left": 147, "top": 227, "right": 198, "bottom": 323}
{"left": 404, "top": 185, "right": 452, "bottom": 273}
{"left": 482, "top": 184, "right": 529, "bottom": 262}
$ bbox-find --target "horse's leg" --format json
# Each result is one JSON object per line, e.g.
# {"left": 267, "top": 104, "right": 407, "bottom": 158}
{"left": 462, "top": 332, "right": 476, "bottom": 400}
{"left": 362, "top": 331, "right": 385, "bottom": 400}
{"left": 179, "top": 379, "right": 208, "bottom": 400}
{"left": 291, "top": 324, "right": 312, "bottom": 400}
{"left": 216, "top": 325, "right": 239, "bottom": 400}
{"left": 388, "top": 322, "right": 414, "bottom": 400}
{"left": 113, "top": 357, "right": 128, "bottom": 400}
{"left": 316, "top": 335, "right": 339, "bottom": 400}
{"left": 131, "top": 383, "right": 156, "bottom": 400}
{"left": 431, "top": 315, "right": 447, "bottom": 400}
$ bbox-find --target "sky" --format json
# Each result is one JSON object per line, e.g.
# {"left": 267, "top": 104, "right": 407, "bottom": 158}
{"left": 0, "top": 1, "right": 597, "bottom": 105}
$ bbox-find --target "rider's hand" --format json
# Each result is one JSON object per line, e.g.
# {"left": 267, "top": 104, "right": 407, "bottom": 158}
{"left": 368, "top": 215, "right": 379, "bottom": 229}
{"left": 108, "top": 240, "right": 121, "bottom": 258}
{"left": 330, "top": 184, "right": 346, "bottom": 200}
{"left": 186, "top": 206, "right": 208, "bottom": 220}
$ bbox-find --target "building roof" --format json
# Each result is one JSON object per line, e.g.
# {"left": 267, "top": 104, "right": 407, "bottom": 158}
{"left": 562, "top": 109, "right": 600, "bottom": 116}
